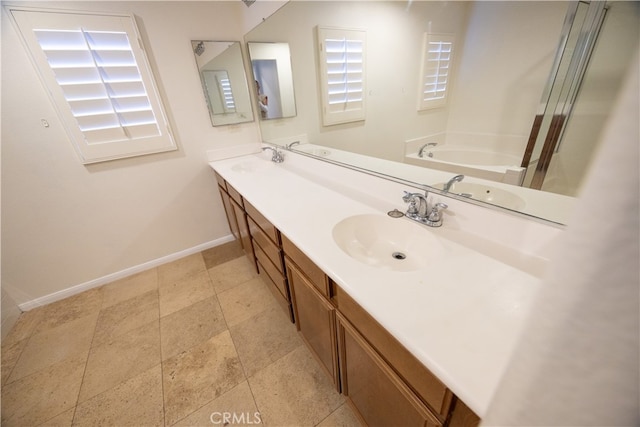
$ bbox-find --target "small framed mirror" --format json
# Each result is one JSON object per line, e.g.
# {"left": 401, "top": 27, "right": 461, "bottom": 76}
{"left": 192, "top": 41, "right": 254, "bottom": 126}
{"left": 247, "top": 42, "right": 297, "bottom": 120}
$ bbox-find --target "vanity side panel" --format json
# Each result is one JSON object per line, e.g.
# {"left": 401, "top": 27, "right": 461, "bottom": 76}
{"left": 217, "top": 184, "right": 240, "bottom": 243}
{"left": 229, "top": 196, "right": 257, "bottom": 272}
{"left": 448, "top": 398, "right": 481, "bottom": 427}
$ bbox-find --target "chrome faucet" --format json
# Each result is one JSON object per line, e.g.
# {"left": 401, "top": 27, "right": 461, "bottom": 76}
{"left": 402, "top": 190, "right": 448, "bottom": 227}
{"left": 402, "top": 191, "right": 429, "bottom": 218}
{"left": 262, "top": 146, "right": 284, "bottom": 163}
{"left": 286, "top": 141, "right": 300, "bottom": 149}
{"left": 418, "top": 142, "right": 437, "bottom": 158}
{"left": 443, "top": 174, "right": 464, "bottom": 192}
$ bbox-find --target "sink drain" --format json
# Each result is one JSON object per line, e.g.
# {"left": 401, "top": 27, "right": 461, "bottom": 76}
{"left": 392, "top": 252, "right": 407, "bottom": 260}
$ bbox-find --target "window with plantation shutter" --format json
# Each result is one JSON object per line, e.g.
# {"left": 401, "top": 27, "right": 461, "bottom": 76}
{"left": 8, "top": 7, "right": 176, "bottom": 164}
{"left": 418, "top": 33, "right": 455, "bottom": 111}
{"left": 317, "top": 26, "right": 366, "bottom": 126}
{"left": 203, "top": 70, "right": 236, "bottom": 114}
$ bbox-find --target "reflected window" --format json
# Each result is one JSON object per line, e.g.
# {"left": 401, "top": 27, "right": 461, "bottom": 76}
{"left": 317, "top": 26, "right": 366, "bottom": 126}
{"left": 418, "top": 33, "right": 455, "bottom": 110}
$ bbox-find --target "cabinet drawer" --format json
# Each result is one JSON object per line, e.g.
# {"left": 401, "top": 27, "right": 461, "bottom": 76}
{"left": 337, "top": 312, "right": 442, "bottom": 427}
{"left": 254, "top": 243, "right": 288, "bottom": 301}
{"left": 249, "top": 217, "right": 284, "bottom": 274}
{"left": 282, "top": 234, "right": 329, "bottom": 298}
{"left": 227, "top": 183, "right": 243, "bottom": 207}
{"left": 244, "top": 200, "right": 279, "bottom": 245}
{"left": 334, "top": 284, "right": 451, "bottom": 418}
{"left": 257, "top": 259, "right": 294, "bottom": 323}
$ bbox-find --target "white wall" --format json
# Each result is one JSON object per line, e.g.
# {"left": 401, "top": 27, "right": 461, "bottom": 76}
{"left": 248, "top": 1, "right": 569, "bottom": 163}
{"left": 543, "top": 0, "right": 640, "bottom": 196}
{"left": 445, "top": 1, "right": 567, "bottom": 154}
{"left": 1, "top": 1, "right": 264, "bottom": 308}
{"left": 248, "top": 1, "right": 470, "bottom": 162}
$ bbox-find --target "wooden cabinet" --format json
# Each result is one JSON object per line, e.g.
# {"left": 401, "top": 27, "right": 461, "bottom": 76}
{"left": 212, "top": 171, "right": 480, "bottom": 426}
{"left": 286, "top": 258, "right": 339, "bottom": 390}
{"left": 244, "top": 199, "right": 294, "bottom": 323}
{"left": 217, "top": 184, "right": 240, "bottom": 242}
{"left": 337, "top": 312, "right": 442, "bottom": 427}
{"left": 214, "top": 171, "right": 256, "bottom": 271}
{"left": 334, "top": 284, "right": 452, "bottom": 420}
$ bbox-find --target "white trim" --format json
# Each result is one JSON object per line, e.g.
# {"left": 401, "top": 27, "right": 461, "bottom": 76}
{"left": 18, "top": 235, "right": 235, "bottom": 312}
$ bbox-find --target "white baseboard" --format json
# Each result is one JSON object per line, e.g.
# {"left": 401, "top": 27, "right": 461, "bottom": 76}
{"left": 18, "top": 235, "right": 235, "bottom": 312}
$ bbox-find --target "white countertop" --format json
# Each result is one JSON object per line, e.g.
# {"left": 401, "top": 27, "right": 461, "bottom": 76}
{"left": 210, "top": 149, "right": 556, "bottom": 419}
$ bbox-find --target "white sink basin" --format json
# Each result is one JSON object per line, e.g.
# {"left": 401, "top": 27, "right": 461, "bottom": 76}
{"left": 231, "top": 160, "right": 271, "bottom": 174}
{"left": 332, "top": 214, "right": 441, "bottom": 271}
{"left": 435, "top": 182, "right": 526, "bottom": 211}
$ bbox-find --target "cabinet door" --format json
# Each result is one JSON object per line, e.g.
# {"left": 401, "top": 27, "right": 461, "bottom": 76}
{"left": 218, "top": 186, "right": 240, "bottom": 242}
{"left": 286, "top": 260, "right": 339, "bottom": 390}
{"left": 337, "top": 312, "right": 442, "bottom": 427}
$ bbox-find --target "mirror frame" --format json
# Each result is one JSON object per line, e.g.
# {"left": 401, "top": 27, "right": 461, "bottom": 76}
{"left": 192, "top": 40, "right": 254, "bottom": 127}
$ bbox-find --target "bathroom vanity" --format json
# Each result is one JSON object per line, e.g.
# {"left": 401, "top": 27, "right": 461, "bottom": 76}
{"left": 210, "top": 147, "right": 560, "bottom": 426}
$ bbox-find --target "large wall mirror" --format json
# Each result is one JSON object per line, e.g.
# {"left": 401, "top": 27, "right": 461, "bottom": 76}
{"left": 192, "top": 41, "right": 254, "bottom": 126}
{"left": 245, "top": 1, "right": 639, "bottom": 225}
{"left": 247, "top": 42, "right": 297, "bottom": 120}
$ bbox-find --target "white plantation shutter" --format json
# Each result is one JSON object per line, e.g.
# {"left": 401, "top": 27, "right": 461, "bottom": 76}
{"left": 203, "top": 70, "right": 236, "bottom": 114}
{"left": 318, "top": 27, "right": 366, "bottom": 126}
{"left": 217, "top": 75, "right": 236, "bottom": 113}
{"left": 9, "top": 8, "right": 176, "bottom": 163}
{"left": 418, "top": 33, "right": 454, "bottom": 110}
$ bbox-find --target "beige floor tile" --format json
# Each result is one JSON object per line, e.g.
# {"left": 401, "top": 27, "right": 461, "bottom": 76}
{"left": 217, "top": 276, "right": 276, "bottom": 328}
{"left": 1, "top": 306, "right": 44, "bottom": 348}
{"left": 158, "top": 253, "right": 206, "bottom": 287}
{"left": 73, "top": 364, "right": 164, "bottom": 427}
{"left": 160, "top": 296, "right": 227, "bottom": 361}
{"left": 174, "top": 380, "right": 259, "bottom": 427}
{"left": 230, "top": 304, "right": 302, "bottom": 378}
{"left": 40, "top": 407, "right": 75, "bottom": 426}
{"left": 202, "top": 241, "right": 244, "bottom": 270}
{"left": 101, "top": 268, "right": 158, "bottom": 309}
{"left": 1, "top": 353, "right": 85, "bottom": 426}
{"left": 93, "top": 289, "right": 159, "bottom": 347}
{"left": 8, "top": 313, "right": 97, "bottom": 383}
{"left": 78, "top": 320, "right": 160, "bottom": 403}
{"left": 248, "top": 345, "right": 344, "bottom": 426}
{"left": 34, "top": 288, "right": 103, "bottom": 335}
{"left": 208, "top": 256, "right": 258, "bottom": 294}
{"left": 1, "top": 337, "right": 28, "bottom": 386}
{"left": 316, "top": 402, "right": 362, "bottom": 427}
{"left": 159, "top": 271, "right": 214, "bottom": 317}
{"left": 163, "top": 330, "right": 245, "bottom": 426}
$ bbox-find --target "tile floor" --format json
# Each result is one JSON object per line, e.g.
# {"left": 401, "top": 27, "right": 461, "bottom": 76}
{"left": 1, "top": 242, "right": 361, "bottom": 426}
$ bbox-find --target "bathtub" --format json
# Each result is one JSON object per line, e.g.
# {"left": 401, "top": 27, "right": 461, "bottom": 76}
{"left": 405, "top": 146, "right": 526, "bottom": 185}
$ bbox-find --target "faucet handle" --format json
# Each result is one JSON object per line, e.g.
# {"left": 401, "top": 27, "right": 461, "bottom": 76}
{"left": 426, "top": 202, "right": 448, "bottom": 227}
{"left": 402, "top": 191, "right": 419, "bottom": 214}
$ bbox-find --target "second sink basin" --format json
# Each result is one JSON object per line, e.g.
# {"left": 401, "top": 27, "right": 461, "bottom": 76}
{"left": 435, "top": 182, "right": 526, "bottom": 211}
{"left": 332, "top": 214, "right": 440, "bottom": 272}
